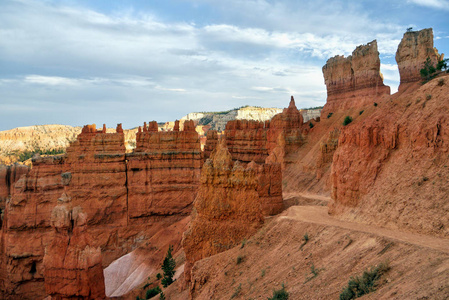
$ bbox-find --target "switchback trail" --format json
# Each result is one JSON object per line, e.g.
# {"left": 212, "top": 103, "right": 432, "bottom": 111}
{"left": 280, "top": 194, "right": 449, "bottom": 255}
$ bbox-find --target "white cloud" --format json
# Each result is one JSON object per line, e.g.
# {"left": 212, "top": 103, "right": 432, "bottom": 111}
{"left": 408, "top": 0, "right": 449, "bottom": 10}
{"left": 0, "top": 0, "right": 409, "bottom": 130}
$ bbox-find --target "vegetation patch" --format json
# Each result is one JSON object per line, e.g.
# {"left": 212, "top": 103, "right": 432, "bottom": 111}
{"left": 339, "top": 262, "right": 390, "bottom": 300}
{"left": 343, "top": 116, "right": 353, "bottom": 126}
{"left": 327, "top": 112, "right": 333, "bottom": 119}
{"left": 161, "top": 245, "right": 176, "bottom": 288}
{"left": 268, "top": 283, "right": 289, "bottom": 300}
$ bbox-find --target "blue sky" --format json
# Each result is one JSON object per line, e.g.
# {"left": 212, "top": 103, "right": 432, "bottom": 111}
{"left": 0, "top": 0, "right": 448, "bottom": 130}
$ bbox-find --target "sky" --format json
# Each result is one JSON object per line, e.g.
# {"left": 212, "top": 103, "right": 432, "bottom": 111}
{"left": 0, "top": 0, "right": 448, "bottom": 130}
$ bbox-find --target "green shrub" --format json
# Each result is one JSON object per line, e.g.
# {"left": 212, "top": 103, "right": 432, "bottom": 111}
{"left": 145, "top": 286, "right": 161, "bottom": 299}
{"left": 359, "top": 110, "right": 364, "bottom": 115}
{"left": 327, "top": 112, "right": 333, "bottom": 119}
{"left": 309, "top": 122, "right": 314, "bottom": 128}
{"left": 156, "top": 273, "right": 162, "bottom": 280}
{"left": 236, "top": 255, "right": 244, "bottom": 264}
{"left": 373, "top": 102, "right": 378, "bottom": 107}
{"left": 231, "top": 283, "right": 242, "bottom": 299}
{"left": 343, "top": 116, "right": 353, "bottom": 126}
{"left": 339, "top": 262, "right": 390, "bottom": 300}
{"left": 159, "top": 292, "right": 166, "bottom": 300}
{"left": 268, "top": 283, "right": 289, "bottom": 300}
{"left": 420, "top": 57, "right": 437, "bottom": 82}
{"left": 161, "top": 245, "right": 176, "bottom": 288}
{"left": 437, "top": 58, "right": 448, "bottom": 71}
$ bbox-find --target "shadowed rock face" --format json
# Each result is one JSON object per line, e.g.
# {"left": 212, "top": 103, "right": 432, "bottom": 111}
{"left": 321, "top": 40, "right": 390, "bottom": 116}
{"left": 182, "top": 138, "right": 282, "bottom": 286}
{"left": 395, "top": 28, "right": 442, "bottom": 88}
{"left": 0, "top": 123, "right": 202, "bottom": 299}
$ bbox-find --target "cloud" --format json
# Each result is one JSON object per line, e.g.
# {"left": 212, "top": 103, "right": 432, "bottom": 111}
{"left": 0, "top": 0, "right": 410, "bottom": 130}
{"left": 407, "top": 0, "right": 449, "bottom": 10}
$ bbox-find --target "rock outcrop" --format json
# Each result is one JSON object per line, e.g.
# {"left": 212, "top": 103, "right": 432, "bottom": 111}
{"left": 396, "top": 28, "right": 442, "bottom": 89}
{"left": 44, "top": 205, "right": 105, "bottom": 299}
{"left": 329, "top": 71, "right": 449, "bottom": 237}
{"left": 0, "top": 164, "right": 29, "bottom": 208}
{"left": 0, "top": 122, "right": 202, "bottom": 299}
{"left": 183, "top": 138, "right": 282, "bottom": 286}
{"left": 321, "top": 40, "right": 390, "bottom": 116}
{"left": 204, "top": 97, "right": 306, "bottom": 168}
{"left": 127, "top": 120, "right": 202, "bottom": 218}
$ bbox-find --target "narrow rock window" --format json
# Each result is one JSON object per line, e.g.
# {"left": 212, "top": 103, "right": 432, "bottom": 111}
{"left": 30, "top": 261, "right": 37, "bottom": 275}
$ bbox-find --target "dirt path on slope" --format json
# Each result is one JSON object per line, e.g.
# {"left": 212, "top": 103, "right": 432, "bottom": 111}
{"left": 281, "top": 197, "right": 449, "bottom": 254}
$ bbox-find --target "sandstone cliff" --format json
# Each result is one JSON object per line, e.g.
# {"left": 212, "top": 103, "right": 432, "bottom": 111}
{"left": 321, "top": 40, "right": 390, "bottom": 116}
{"left": 0, "top": 125, "right": 138, "bottom": 164}
{"left": 330, "top": 73, "right": 449, "bottom": 237}
{"left": 0, "top": 122, "right": 202, "bottom": 299}
{"left": 182, "top": 138, "right": 282, "bottom": 286}
{"left": 396, "top": 28, "right": 442, "bottom": 89}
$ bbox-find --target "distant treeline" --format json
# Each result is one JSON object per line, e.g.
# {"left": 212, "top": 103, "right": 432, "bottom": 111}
{"left": 16, "top": 148, "right": 66, "bottom": 162}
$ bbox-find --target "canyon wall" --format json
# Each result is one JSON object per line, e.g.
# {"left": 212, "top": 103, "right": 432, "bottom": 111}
{"left": 183, "top": 138, "right": 282, "bottom": 285}
{"left": 0, "top": 122, "right": 202, "bottom": 299}
{"left": 321, "top": 40, "right": 390, "bottom": 116}
{"left": 328, "top": 28, "right": 449, "bottom": 237}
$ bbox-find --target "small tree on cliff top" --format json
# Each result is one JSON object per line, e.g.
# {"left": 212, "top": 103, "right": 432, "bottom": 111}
{"left": 161, "top": 245, "right": 176, "bottom": 288}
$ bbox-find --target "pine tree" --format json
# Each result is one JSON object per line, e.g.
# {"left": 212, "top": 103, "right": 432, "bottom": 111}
{"left": 161, "top": 245, "right": 176, "bottom": 288}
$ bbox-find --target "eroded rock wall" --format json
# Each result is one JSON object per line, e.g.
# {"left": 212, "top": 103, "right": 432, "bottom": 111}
{"left": 396, "top": 28, "right": 442, "bottom": 88}
{"left": 1, "top": 122, "right": 202, "bottom": 299}
{"left": 182, "top": 138, "right": 282, "bottom": 286}
{"left": 321, "top": 40, "right": 390, "bottom": 116}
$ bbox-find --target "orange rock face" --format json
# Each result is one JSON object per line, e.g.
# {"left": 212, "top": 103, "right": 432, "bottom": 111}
{"left": 321, "top": 40, "right": 390, "bottom": 116}
{"left": 44, "top": 205, "right": 105, "bottom": 299}
{"left": 329, "top": 71, "right": 449, "bottom": 237}
{"left": 0, "top": 163, "right": 29, "bottom": 210}
{"left": 183, "top": 138, "right": 282, "bottom": 286}
{"left": 205, "top": 97, "right": 306, "bottom": 169}
{"left": 395, "top": 28, "right": 442, "bottom": 89}
{"left": 1, "top": 122, "right": 202, "bottom": 299}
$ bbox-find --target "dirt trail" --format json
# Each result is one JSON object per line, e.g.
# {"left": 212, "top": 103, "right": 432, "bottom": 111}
{"left": 281, "top": 195, "right": 449, "bottom": 254}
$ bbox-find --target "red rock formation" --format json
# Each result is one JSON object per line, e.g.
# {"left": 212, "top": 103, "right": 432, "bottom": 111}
{"left": 204, "top": 97, "right": 305, "bottom": 169}
{"left": 316, "top": 128, "right": 339, "bottom": 180}
{"left": 321, "top": 40, "right": 390, "bottom": 116}
{"left": 44, "top": 205, "right": 105, "bottom": 299}
{"left": 1, "top": 121, "right": 203, "bottom": 298}
{"left": 224, "top": 119, "right": 269, "bottom": 164}
{"left": 127, "top": 119, "right": 202, "bottom": 218}
{"left": 330, "top": 73, "right": 449, "bottom": 237}
{"left": 396, "top": 28, "right": 443, "bottom": 89}
{"left": 0, "top": 163, "right": 29, "bottom": 209}
{"left": 183, "top": 138, "right": 275, "bottom": 285}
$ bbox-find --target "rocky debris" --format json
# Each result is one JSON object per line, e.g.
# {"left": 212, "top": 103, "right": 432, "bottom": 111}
{"left": 44, "top": 205, "right": 105, "bottom": 299}
{"left": 396, "top": 28, "right": 443, "bottom": 89}
{"left": 183, "top": 138, "right": 282, "bottom": 287}
{"left": 321, "top": 40, "right": 390, "bottom": 116}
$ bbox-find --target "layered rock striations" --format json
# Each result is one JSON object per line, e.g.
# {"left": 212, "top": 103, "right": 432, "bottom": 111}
{"left": 321, "top": 40, "right": 390, "bottom": 116}
{"left": 127, "top": 120, "right": 202, "bottom": 218}
{"left": 204, "top": 97, "right": 306, "bottom": 168}
{"left": 1, "top": 122, "right": 202, "bottom": 299}
{"left": 396, "top": 28, "right": 442, "bottom": 89}
{"left": 182, "top": 138, "right": 282, "bottom": 286}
